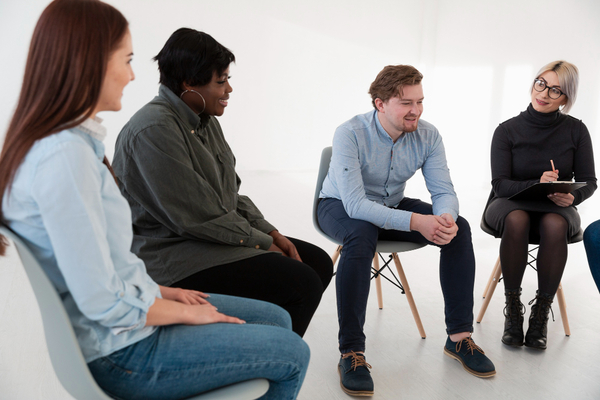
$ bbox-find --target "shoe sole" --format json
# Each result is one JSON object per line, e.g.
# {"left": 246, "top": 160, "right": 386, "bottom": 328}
{"left": 337, "top": 366, "right": 374, "bottom": 397}
{"left": 501, "top": 338, "right": 523, "bottom": 347}
{"left": 524, "top": 342, "right": 547, "bottom": 350}
{"left": 443, "top": 347, "right": 496, "bottom": 378}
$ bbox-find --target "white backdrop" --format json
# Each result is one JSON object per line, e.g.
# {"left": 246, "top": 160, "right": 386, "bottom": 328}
{"left": 1, "top": 0, "right": 599, "bottom": 223}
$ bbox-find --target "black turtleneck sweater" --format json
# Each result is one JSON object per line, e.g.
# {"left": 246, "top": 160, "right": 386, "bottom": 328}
{"left": 490, "top": 103, "right": 596, "bottom": 206}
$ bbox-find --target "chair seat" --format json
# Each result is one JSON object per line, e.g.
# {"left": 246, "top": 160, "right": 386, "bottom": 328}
{"left": 376, "top": 241, "right": 426, "bottom": 254}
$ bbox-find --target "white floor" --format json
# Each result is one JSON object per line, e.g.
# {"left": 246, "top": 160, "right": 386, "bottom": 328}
{"left": 1, "top": 170, "right": 599, "bottom": 399}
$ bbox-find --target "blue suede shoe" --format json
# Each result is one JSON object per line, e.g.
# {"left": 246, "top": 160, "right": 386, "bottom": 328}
{"left": 443, "top": 336, "right": 496, "bottom": 378}
{"left": 338, "top": 352, "right": 374, "bottom": 396}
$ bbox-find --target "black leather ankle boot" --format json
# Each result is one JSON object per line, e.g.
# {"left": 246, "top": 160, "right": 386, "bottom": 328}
{"left": 502, "top": 288, "right": 525, "bottom": 347}
{"left": 525, "top": 291, "right": 554, "bottom": 350}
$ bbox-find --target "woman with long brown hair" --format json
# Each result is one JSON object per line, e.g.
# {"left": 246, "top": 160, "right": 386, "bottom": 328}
{"left": 0, "top": 1, "right": 309, "bottom": 399}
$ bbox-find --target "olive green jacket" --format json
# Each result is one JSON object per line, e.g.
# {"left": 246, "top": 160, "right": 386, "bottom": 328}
{"left": 113, "top": 85, "right": 276, "bottom": 285}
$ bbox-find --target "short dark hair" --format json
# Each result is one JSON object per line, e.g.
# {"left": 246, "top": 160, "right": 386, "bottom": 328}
{"left": 154, "top": 28, "right": 235, "bottom": 96}
{"left": 369, "top": 65, "right": 423, "bottom": 109}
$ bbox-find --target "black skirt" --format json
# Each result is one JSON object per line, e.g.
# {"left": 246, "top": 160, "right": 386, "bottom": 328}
{"left": 484, "top": 196, "right": 580, "bottom": 239}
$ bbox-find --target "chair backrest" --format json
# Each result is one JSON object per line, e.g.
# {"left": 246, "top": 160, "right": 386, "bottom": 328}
{"left": 0, "top": 226, "right": 112, "bottom": 400}
{"left": 1, "top": 227, "right": 270, "bottom": 400}
{"left": 313, "top": 147, "right": 342, "bottom": 244}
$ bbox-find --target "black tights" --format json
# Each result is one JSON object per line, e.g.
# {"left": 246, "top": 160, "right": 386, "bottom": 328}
{"left": 172, "top": 237, "right": 333, "bottom": 337}
{"left": 500, "top": 210, "right": 568, "bottom": 295}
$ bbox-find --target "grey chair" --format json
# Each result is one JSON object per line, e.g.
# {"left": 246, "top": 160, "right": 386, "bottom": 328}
{"left": 0, "top": 226, "right": 269, "bottom": 400}
{"left": 312, "top": 147, "right": 426, "bottom": 338}
{"left": 476, "top": 194, "right": 579, "bottom": 336}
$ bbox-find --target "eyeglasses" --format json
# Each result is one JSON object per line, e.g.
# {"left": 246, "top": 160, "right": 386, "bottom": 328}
{"left": 533, "top": 79, "right": 564, "bottom": 100}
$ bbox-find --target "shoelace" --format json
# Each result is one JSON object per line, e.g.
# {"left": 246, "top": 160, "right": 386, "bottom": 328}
{"left": 503, "top": 299, "right": 525, "bottom": 319}
{"left": 528, "top": 298, "right": 555, "bottom": 323}
{"left": 342, "top": 351, "right": 372, "bottom": 372}
{"left": 456, "top": 336, "right": 485, "bottom": 355}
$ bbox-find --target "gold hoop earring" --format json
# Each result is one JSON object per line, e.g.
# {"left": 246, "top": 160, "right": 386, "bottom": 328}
{"left": 180, "top": 89, "right": 206, "bottom": 114}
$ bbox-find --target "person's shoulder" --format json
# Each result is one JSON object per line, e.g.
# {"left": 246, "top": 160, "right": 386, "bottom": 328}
{"left": 120, "top": 96, "right": 179, "bottom": 139}
{"left": 410, "top": 119, "right": 440, "bottom": 143}
{"left": 497, "top": 111, "right": 524, "bottom": 129}
{"left": 562, "top": 113, "right": 583, "bottom": 126}
{"left": 416, "top": 118, "right": 438, "bottom": 133}
{"left": 27, "top": 130, "right": 96, "bottom": 171}
{"left": 338, "top": 110, "right": 377, "bottom": 133}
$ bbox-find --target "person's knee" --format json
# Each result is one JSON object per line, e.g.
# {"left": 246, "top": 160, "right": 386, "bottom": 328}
{"left": 295, "top": 267, "right": 325, "bottom": 306}
{"left": 273, "top": 328, "right": 311, "bottom": 371}
{"left": 584, "top": 220, "right": 600, "bottom": 245}
{"left": 253, "top": 300, "right": 294, "bottom": 330}
{"left": 505, "top": 210, "right": 530, "bottom": 230}
{"left": 343, "top": 222, "right": 378, "bottom": 252}
{"left": 455, "top": 216, "right": 472, "bottom": 235}
{"left": 539, "top": 213, "right": 568, "bottom": 240}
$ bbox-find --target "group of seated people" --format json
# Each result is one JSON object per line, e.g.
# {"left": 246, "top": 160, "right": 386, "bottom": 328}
{"left": 0, "top": 1, "right": 597, "bottom": 399}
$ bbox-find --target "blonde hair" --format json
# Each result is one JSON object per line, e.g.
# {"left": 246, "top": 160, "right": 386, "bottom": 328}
{"left": 533, "top": 60, "right": 579, "bottom": 114}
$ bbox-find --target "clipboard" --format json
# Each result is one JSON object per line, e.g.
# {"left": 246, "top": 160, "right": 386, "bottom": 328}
{"left": 508, "top": 182, "right": 588, "bottom": 201}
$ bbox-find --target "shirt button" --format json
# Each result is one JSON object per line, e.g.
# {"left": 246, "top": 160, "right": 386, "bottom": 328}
{"left": 255, "top": 245, "right": 260, "bottom": 249}
{"left": 119, "top": 291, "right": 125, "bottom": 298}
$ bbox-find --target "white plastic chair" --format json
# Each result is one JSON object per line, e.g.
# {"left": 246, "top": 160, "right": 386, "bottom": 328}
{"left": 312, "top": 147, "right": 426, "bottom": 338}
{"left": 0, "top": 226, "right": 269, "bottom": 400}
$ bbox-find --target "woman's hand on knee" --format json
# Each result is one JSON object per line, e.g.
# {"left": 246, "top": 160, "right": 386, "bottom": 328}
{"left": 147, "top": 298, "right": 245, "bottom": 326}
{"left": 160, "top": 285, "right": 210, "bottom": 305}
{"left": 269, "top": 231, "right": 302, "bottom": 262}
{"left": 184, "top": 303, "right": 246, "bottom": 326}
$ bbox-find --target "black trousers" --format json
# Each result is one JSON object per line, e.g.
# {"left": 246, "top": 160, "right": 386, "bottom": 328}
{"left": 172, "top": 237, "right": 333, "bottom": 337}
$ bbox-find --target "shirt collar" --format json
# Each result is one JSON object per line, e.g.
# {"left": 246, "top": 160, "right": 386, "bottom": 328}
{"left": 158, "top": 84, "right": 208, "bottom": 131}
{"left": 70, "top": 117, "right": 106, "bottom": 160}
{"left": 78, "top": 116, "right": 107, "bottom": 141}
{"left": 373, "top": 109, "right": 395, "bottom": 143}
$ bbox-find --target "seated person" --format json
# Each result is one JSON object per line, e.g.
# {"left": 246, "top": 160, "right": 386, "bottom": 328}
{"left": 112, "top": 28, "right": 332, "bottom": 337}
{"left": 0, "top": 1, "right": 308, "bottom": 398}
{"left": 584, "top": 220, "right": 600, "bottom": 293}
{"left": 317, "top": 64, "right": 495, "bottom": 397}
{"left": 484, "top": 60, "right": 596, "bottom": 350}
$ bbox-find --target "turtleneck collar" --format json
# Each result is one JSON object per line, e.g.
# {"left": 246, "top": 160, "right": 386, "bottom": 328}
{"left": 523, "top": 103, "right": 563, "bottom": 127}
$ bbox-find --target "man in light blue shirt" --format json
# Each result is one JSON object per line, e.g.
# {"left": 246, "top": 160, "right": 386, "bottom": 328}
{"left": 318, "top": 65, "right": 495, "bottom": 396}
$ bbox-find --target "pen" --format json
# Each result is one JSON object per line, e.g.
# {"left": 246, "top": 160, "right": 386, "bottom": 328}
{"left": 550, "top": 159, "right": 556, "bottom": 173}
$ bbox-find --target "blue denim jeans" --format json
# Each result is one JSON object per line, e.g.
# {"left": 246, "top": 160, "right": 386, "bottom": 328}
{"left": 318, "top": 197, "right": 475, "bottom": 353}
{"left": 584, "top": 220, "right": 600, "bottom": 293}
{"left": 88, "top": 294, "right": 309, "bottom": 400}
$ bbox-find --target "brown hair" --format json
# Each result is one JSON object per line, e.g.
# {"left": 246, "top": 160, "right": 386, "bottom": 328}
{"left": 369, "top": 65, "right": 423, "bottom": 109}
{"left": 0, "top": 0, "right": 128, "bottom": 255}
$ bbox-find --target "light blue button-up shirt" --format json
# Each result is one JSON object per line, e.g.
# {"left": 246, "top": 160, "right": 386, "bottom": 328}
{"left": 3, "top": 119, "right": 159, "bottom": 362}
{"left": 320, "top": 109, "right": 459, "bottom": 232}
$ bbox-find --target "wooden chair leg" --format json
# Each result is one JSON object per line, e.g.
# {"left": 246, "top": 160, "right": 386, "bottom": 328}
{"left": 477, "top": 257, "right": 502, "bottom": 323}
{"left": 372, "top": 253, "right": 384, "bottom": 310}
{"left": 392, "top": 253, "right": 426, "bottom": 339}
{"left": 556, "top": 282, "right": 570, "bottom": 336}
{"left": 331, "top": 245, "right": 342, "bottom": 267}
{"left": 482, "top": 257, "right": 501, "bottom": 299}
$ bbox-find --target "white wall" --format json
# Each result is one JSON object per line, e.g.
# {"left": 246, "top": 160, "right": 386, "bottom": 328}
{"left": 1, "top": 0, "right": 599, "bottom": 223}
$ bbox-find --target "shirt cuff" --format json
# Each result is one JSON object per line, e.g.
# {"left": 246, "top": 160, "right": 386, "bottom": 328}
{"left": 238, "top": 228, "right": 273, "bottom": 250}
